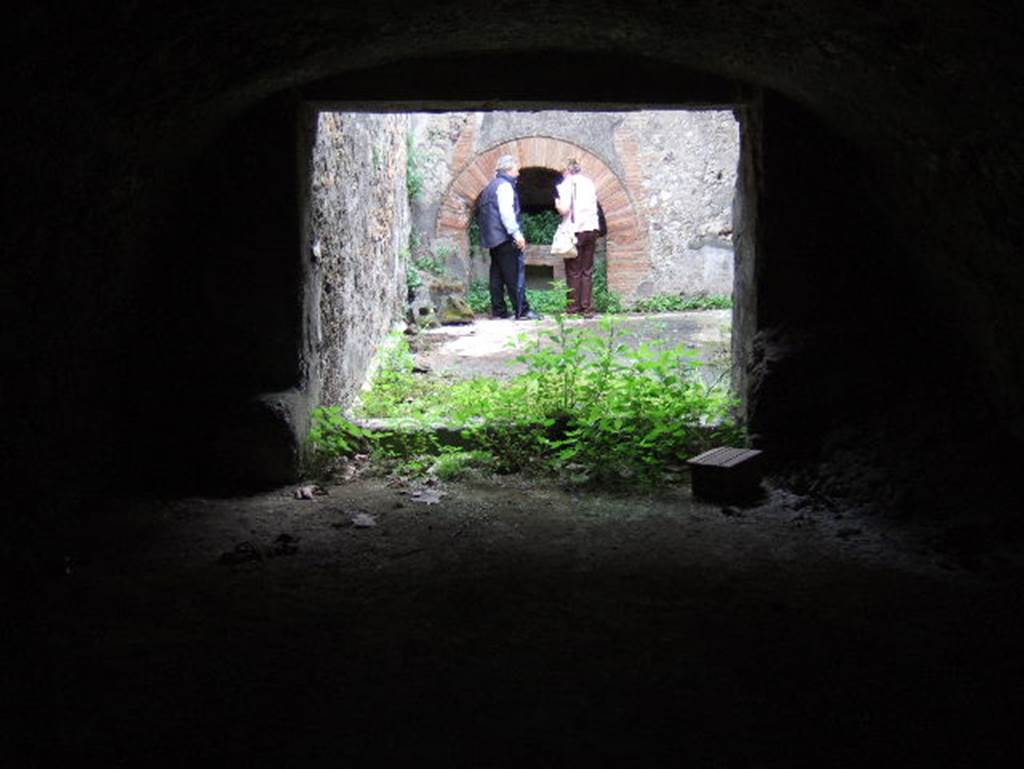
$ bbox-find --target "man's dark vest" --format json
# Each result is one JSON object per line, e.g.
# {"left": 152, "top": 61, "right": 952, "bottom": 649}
{"left": 477, "top": 172, "right": 520, "bottom": 249}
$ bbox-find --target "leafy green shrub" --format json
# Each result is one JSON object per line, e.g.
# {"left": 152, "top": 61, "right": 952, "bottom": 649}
{"left": 467, "top": 280, "right": 490, "bottom": 313}
{"left": 414, "top": 255, "right": 447, "bottom": 276}
{"left": 521, "top": 210, "right": 562, "bottom": 244}
{"left": 527, "top": 285, "right": 570, "bottom": 314}
{"left": 306, "top": 406, "right": 372, "bottom": 476}
{"left": 309, "top": 406, "right": 370, "bottom": 455}
{"left": 593, "top": 256, "right": 625, "bottom": 314}
{"left": 468, "top": 209, "right": 561, "bottom": 246}
{"left": 406, "top": 133, "right": 424, "bottom": 201}
{"left": 463, "top": 420, "right": 554, "bottom": 474}
{"left": 344, "top": 317, "right": 742, "bottom": 486}
{"left": 632, "top": 293, "right": 732, "bottom": 312}
{"left": 466, "top": 280, "right": 570, "bottom": 316}
{"left": 431, "top": 449, "right": 497, "bottom": 480}
{"left": 372, "top": 427, "right": 444, "bottom": 478}
{"left": 406, "top": 263, "right": 423, "bottom": 291}
{"left": 356, "top": 335, "right": 443, "bottom": 419}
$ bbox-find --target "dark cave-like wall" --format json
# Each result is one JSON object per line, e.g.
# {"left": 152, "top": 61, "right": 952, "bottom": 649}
{"left": 3, "top": 2, "right": 1023, "bottom": 508}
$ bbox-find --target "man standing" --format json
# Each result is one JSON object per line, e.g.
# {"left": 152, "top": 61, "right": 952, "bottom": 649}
{"left": 477, "top": 155, "right": 538, "bottom": 320}
{"left": 555, "top": 159, "right": 601, "bottom": 318}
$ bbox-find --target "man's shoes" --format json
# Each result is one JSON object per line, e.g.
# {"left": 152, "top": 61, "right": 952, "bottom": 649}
{"left": 515, "top": 311, "right": 542, "bottom": 320}
{"left": 491, "top": 312, "right": 510, "bottom": 319}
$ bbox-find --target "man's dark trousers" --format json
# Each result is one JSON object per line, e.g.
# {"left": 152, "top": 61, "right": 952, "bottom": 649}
{"left": 489, "top": 239, "right": 526, "bottom": 317}
{"left": 515, "top": 248, "right": 530, "bottom": 316}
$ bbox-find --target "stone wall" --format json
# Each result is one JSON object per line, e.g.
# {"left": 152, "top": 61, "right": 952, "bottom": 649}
{"left": 409, "top": 113, "right": 476, "bottom": 245}
{"left": 622, "top": 111, "right": 739, "bottom": 298}
{"left": 311, "top": 113, "right": 410, "bottom": 407}
{"left": 410, "top": 110, "right": 737, "bottom": 300}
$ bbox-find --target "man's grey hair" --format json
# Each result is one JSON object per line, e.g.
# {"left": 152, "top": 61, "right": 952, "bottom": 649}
{"left": 495, "top": 154, "right": 518, "bottom": 173}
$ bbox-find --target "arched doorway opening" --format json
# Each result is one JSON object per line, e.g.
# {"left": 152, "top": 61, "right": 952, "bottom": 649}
{"left": 435, "top": 136, "right": 647, "bottom": 296}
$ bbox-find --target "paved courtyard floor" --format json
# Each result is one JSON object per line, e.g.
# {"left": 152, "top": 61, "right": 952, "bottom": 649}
{"left": 411, "top": 309, "right": 732, "bottom": 384}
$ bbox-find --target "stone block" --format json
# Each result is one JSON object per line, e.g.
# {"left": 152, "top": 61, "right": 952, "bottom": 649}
{"left": 687, "top": 447, "right": 764, "bottom": 502}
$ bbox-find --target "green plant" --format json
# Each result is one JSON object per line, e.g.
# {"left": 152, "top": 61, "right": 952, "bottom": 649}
{"left": 414, "top": 252, "right": 449, "bottom": 277}
{"left": 520, "top": 210, "right": 562, "bottom": 244}
{"left": 526, "top": 283, "right": 570, "bottom": 315}
{"left": 593, "top": 256, "right": 625, "bottom": 313}
{"left": 543, "top": 317, "right": 741, "bottom": 484}
{"left": 466, "top": 280, "right": 570, "bottom": 316}
{"left": 308, "top": 406, "right": 370, "bottom": 456}
{"left": 307, "top": 406, "right": 372, "bottom": 472}
{"left": 356, "top": 335, "right": 441, "bottom": 418}
{"left": 352, "top": 317, "right": 742, "bottom": 486}
{"left": 631, "top": 293, "right": 733, "bottom": 313}
{"left": 401, "top": 240, "right": 455, "bottom": 279}
{"left": 467, "top": 280, "right": 490, "bottom": 313}
{"left": 468, "top": 207, "right": 560, "bottom": 248}
{"left": 430, "top": 448, "right": 497, "bottom": 480}
{"left": 406, "top": 264, "right": 423, "bottom": 291}
{"left": 373, "top": 428, "right": 444, "bottom": 478}
{"left": 406, "top": 133, "right": 424, "bottom": 201}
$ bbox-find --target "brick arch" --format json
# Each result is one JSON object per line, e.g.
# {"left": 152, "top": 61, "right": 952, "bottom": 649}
{"left": 435, "top": 136, "right": 648, "bottom": 296}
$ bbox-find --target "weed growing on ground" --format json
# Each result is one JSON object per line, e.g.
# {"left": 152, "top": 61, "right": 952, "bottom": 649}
{"left": 356, "top": 336, "right": 446, "bottom": 419}
{"left": 466, "top": 280, "right": 729, "bottom": 316}
{"left": 430, "top": 448, "right": 498, "bottom": 480}
{"left": 305, "top": 406, "right": 372, "bottom": 477}
{"left": 467, "top": 281, "right": 572, "bottom": 316}
{"left": 632, "top": 293, "right": 732, "bottom": 312}
{"left": 414, "top": 254, "right": 448, "bottom": 277}
{"left": 593, "top": 257, "right": 625, "bottom": 314}
{"left": 406, "top": 133, "right": 424, "bottom": 201}
{"left": 314, "top": 318, "right": 743, "bottom": 486}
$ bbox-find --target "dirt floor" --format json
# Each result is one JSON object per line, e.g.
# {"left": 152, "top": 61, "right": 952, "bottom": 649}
{"left": 26, "top": 466, "right": 1024, "bottom": 766}
{"left": 18, "top": 313, "right": 1023, "bottom": 765}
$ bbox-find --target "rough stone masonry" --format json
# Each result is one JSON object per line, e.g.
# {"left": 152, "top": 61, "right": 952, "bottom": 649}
{"left": 409, "top": 110, "right": 738, "bottom": 300}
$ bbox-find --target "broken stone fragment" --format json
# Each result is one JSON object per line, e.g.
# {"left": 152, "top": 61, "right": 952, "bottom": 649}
{"left": 351, "top": 512, "right": 377, "bottom": 528}
{"left": 438, "top": 295, "right": 475, "bottom": 325}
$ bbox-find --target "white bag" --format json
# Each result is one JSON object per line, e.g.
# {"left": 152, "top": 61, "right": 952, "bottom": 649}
{"left": 550, "top": 220, "right": 578, "bottom": 257}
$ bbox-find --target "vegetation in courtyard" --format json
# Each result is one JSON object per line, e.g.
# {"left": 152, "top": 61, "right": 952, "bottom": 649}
{"left": 465, "top": 216, "right": 730, "bottom": 315}
{"left": 631, "top": 293, "right": 732, "bottom": 312}
{"left": 465, "top": 257, "right": 623, "bottom": 314}
{"left": 305, "top": 405, "right": 372, "bottom": 477}
{"left": 405, "top": 235, "right": 454, "bottom": 292}
{"left": 520, "top": 210, "right": 562, "bottom": 244}
{"left": 466, "top": 278, "right": 729, "bottom": 316}
{"left": 592, "top": 257, "right": 625, "bottom": 314}
{"left": 406, "top": 133, "right": 424, "bottom": 201}
{"left": 467, "top": 280, "right": 575, "bottom": 316}
{"left": 469, "top": 209, "right": 560, "bottom": 247}
{"left": 309, "top": 318, "right": 742, "bottom": 486}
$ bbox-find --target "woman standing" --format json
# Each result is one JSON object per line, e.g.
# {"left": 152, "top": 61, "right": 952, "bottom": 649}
{"left": 554, "top": 159, "right": 602, "bottom": 317}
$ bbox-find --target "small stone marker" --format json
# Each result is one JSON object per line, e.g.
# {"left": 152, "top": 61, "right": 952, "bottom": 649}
{"left": 687, "top": 446, "right": 764, "bottom": 502}
{"left": 351, "top": 512, "right": 377, "bottom": 528}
